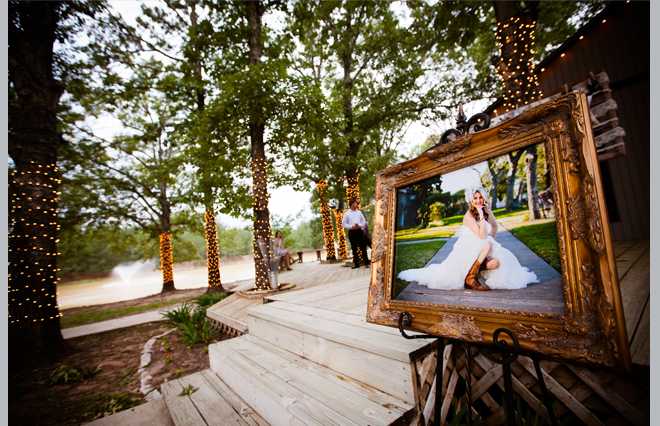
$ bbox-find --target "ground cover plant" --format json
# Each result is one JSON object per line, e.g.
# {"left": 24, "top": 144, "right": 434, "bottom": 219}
{"left": 59, "top": 288, "right": 208, "bottom": 328}
{"left": 392, "top": 240, "right": 446, "bottom": 298}
{"left": 162, "top": 292, "right": 229, "bottom": 348}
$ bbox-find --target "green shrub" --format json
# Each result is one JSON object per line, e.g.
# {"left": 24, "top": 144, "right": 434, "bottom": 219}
{"left": 161, "top": 300, "right": 219, "bottom": 348}
{"left": 193, "top": 292, "right": 229, "bottom": 312}
{"left": 162, "top": 302, "right": 195, "bottom": 327}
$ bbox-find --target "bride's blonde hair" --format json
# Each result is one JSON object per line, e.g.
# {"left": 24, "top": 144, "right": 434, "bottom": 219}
{"left": 465, "top": 186, "right": 489, "bottom": 222}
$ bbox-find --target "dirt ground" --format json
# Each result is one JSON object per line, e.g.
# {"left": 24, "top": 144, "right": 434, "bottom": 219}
{"left": 9, "top": 290, "right": 234, "bottom": 425}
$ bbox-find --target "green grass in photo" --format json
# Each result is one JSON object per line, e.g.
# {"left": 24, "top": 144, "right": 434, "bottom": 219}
{"left": 507, "top": 221, "right": 561, "bottom": 272}
{"left": 392, "top": 240, "right": 446, "bottom": 299}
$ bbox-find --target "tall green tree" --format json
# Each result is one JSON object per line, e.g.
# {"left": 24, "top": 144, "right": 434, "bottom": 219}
{"left": 8, "top": 0, "right": 108, "bottom": 369}
{"left": 65, "top": 60, "right": 190, "bottom": 292}
{"left": 203, "top": 0, "right": 291, "bottom": 290}
{"left": 131, "top": 0, "right": 252, "bottom": 294}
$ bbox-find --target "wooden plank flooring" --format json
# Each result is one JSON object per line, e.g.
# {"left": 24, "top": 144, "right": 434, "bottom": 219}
{"left": 208, "top": 239, "right": 649, "bottom": 367}
{"left": 207, "top": 261, "right": 371, "bottom": 334}
{"left": 161, "top": 371, "right": 269, "bottom": 426}
{"left": 614, "top": 239, "right": 649, "bottom": 366}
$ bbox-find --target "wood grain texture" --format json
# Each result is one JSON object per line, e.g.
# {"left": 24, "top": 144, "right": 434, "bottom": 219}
{"left": 161, "top": 380, "right": 207, "bottom": 426}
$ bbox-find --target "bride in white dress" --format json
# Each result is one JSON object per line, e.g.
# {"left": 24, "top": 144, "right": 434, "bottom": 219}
{"left": 397, "top": 186, "right": 538, "bottom": 291}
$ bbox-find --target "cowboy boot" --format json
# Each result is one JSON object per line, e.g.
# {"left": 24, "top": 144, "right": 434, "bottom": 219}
{"left": 465, "top": 259, "right": 491, "bottom": 291}
{"left": 479, "top": 258, "right": 490, "bottom": 272}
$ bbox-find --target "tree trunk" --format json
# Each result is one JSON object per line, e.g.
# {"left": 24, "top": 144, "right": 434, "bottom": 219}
{"left": 159, "top": 172, "right": 175, "bottom": 292}
{"left": 205, "top": 208, "right": 224, "bottom": 294}
{"left": 506, "top": 150, "right": 524, "bottom": 211}
{"left": 247, "top": 0, "right": 273, "bottom": 290}
{"left": 316, "top": 180, "right": 337, "bottom": 260}
{"left": 487, "top": 159, "right": 501, "bottom": 210}
{"left": 492, "top": 1, "right": 540, "bottom": 112}
{"left": 340, "top": 9, "right": 363, "bottom": 209}
{"left": 525, "top": 145, "right": 541, "bottom": 219}
{"left": 159, "top": 230, "right": 175, "bottom": 292}
{"left": 8, "top": 0, "right": 70, "bottom": 370}
{"left": 516, "top": 178, "right": 525, "bottom": 205}
{"left": 333, "top": 205, "right": 348, "bottom": 259}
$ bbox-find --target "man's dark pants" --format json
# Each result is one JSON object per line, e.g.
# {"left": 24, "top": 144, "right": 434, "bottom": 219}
{"left": 348, "top": 229, "right": 370, "bottom": 267}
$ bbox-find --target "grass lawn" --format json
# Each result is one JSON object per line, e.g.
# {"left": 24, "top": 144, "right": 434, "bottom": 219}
{"left": 60, "top": 297, "right": 193, "bottom": 328}
{"left": 507, "top": 221, "right": 561, "bottom": 272}
{"left": 392, "top": 240, "right": 446, "bottom": 299}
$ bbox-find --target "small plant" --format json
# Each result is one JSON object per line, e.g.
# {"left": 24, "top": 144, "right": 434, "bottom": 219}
{"left": 164, "top": 353, "right": 174, "bottom": 364}
{"left": 179, "top": 384, "right": 198, "bottom": 397}
{"left": 204, "top": 346, "right": 209, "bottom": 354}
{"left": 161, "top": 302, "right": 195, "bottom": 327}
{"left": 193, "top": 291, "right": 229, "bottom": 313}
{"left": 83, "top": 391, "right": 142, "bottom": 421}
{"left": 117, "top": 368, "right": 137, "bottom": 387}
{"left": 171, "top": 367, "right": 185, "bottom": 376}
{"left": 48, "top": 364, "right": 103, "bottom": 386}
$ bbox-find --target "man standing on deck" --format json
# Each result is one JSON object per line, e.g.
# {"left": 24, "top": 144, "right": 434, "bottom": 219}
{"left": 342, "top": 198, "right": 371, "bottom": 269}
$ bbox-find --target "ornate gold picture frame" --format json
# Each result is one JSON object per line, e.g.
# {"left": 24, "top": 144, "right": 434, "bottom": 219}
{"left": 366, "top": 92, "right": 630, "bottom": 369}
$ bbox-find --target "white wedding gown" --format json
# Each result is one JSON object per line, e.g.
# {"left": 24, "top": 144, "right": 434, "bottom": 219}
{"left": 397, "top": 221, "right": 538, "bottom": 290}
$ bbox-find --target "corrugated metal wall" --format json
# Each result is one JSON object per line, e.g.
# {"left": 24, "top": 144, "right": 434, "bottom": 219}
{"left": 536, "top": 1, "right": 649, "bottom": 240}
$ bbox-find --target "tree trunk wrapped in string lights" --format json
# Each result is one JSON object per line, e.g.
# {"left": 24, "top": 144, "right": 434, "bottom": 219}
{"left": 316, "top": 180, "right": 336, "bottom": 260}
{"left": 251, "top": 157, "right": 273, "bottom": 290}
{"left": 247, "top": 0, "right": 274, "bottom": 291}
{"left": 492, "top": 1, "right": 542, "bottom": 219}
{"left": 346, "top": 172, "right": 360, "bottom": 205}
{"left": 159, "top": 231, "right": 175, "bottom": 292}
{"left": 204, "top": 209, "right": 224, "bottom": 294}
{"left": 333, "top": 207, "right": 348, "bottom": 259}
{"left": 8, "top": 0, "right": 72, "bottom": 369}
{"left": 492, "top": 2, "right": 542, "bottom": 113}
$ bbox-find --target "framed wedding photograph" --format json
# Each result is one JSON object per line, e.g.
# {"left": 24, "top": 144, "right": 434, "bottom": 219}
{"left": 366, "top": 92, "right": 631, "bottom": 369}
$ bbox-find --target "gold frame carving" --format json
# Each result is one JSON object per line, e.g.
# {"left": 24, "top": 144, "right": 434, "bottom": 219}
{"left": 366, "top": 93, "right": 630, "bottom": 369}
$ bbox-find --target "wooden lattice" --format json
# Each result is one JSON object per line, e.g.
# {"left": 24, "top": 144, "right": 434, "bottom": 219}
{"left": 410, "top": 343, "right": 648, "bottom": 426}
{"left": 207, "top": 317, "right": 244, "bottom": 338}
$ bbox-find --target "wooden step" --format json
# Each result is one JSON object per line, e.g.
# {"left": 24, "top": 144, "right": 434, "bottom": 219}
{"left": 209, "top": 335, "right": 418, "bottom": 426}
{"left": 244, "top": 301, "right": 433, "bottom": 402}
{"left": 247, "top": 301, "right": 431, "bottom": 362}
{"left": 161, "top": 370, "right": 269, "bottom": 426}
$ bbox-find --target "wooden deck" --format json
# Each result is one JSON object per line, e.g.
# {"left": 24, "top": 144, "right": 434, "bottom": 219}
{"left": 613, "top": 239, "right": 650, "bottom": 366}
{"left": 209, "top": 240, "right": 649, "bottom": 366}
{"left": 206, "top": 260, "right": 371, "bottom": 335}
{"left": 147, "top": 241, "right": 649, "bottom": 426}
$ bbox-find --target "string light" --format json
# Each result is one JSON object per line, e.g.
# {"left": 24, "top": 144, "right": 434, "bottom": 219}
{"left": 316, "top": 180, "right": 337, "bottom": 260}
{"left": 495, "top": 17, "right": 541, "bottom": 111}
{"left": 9, "top": 162, "right": 62, "bottom": 324}
{"left": 332, "top": 207, "right": 348, "bottom": 259}
{"left": 159, "top": 231, "right": 174, "bottom": 285}
{"left": 345, "top": 170, "right": 360, "bottom": 206}
{"left": 250, "top": 158, "right": 273, "bottom": 290}
{"left": 205, "top": 209, "right": 222, "bottom": 290}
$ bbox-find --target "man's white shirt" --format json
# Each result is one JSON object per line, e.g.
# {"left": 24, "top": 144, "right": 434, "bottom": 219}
{"left": 342, "top": 208, "right": 366, "bottom": 229}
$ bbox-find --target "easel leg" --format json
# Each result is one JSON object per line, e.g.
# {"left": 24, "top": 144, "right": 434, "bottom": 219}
{"left": 532, "top": 357, "right": 558, "bottom": 426}
{"left": 435, "top": 338, "right": 444, "bottom": 426}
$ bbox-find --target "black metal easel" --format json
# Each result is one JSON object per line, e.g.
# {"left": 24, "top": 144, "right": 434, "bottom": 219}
{"left": 398, "top": 312, "right": 558, "bottom": 426}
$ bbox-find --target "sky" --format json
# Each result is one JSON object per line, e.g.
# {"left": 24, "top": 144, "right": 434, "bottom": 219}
{"left": 92, "top": 1, "right": 491, "bottom": 229}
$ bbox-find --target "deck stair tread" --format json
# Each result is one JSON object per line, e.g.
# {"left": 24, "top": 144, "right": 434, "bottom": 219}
{"left": 161, "top": 370, "right": 269, "bottom": 426}
{"left": 209, "top": 335, "right": 416, "bottom": 426}
{"left": 247, "top": 301, "right": 430, "bottom": 363}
